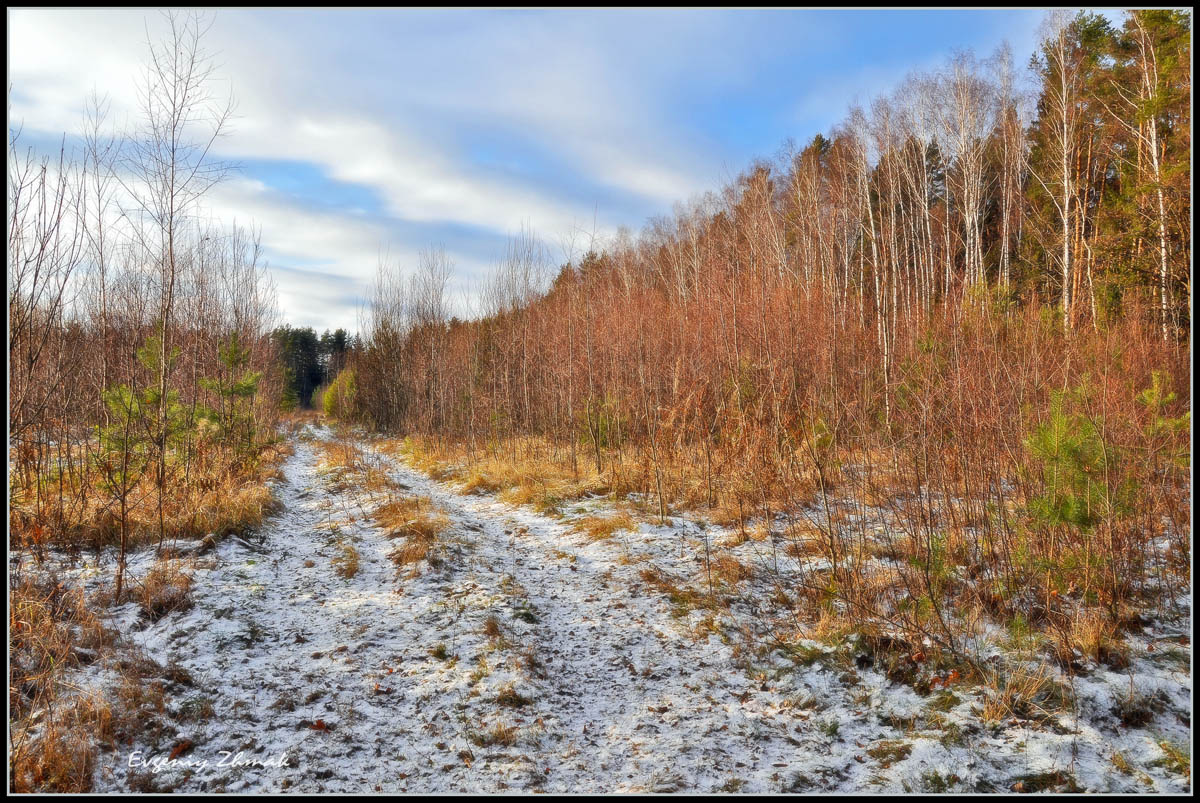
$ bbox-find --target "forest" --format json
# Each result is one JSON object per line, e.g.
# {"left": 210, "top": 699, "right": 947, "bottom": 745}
{"left": 8, "top": 8, "right": 1191, "bottom": 795}
{"left": 333, "top": 7, "right": 1191, "bottom": 659}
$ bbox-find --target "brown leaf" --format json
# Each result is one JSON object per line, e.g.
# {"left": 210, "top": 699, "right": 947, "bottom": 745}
{"left": 169, "top": 739, "right": 194, "bottom": 760}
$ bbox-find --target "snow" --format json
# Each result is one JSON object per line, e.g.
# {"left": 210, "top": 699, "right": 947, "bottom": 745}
{"left": 27, "top": 424, "right": 1191, "bottom": 793}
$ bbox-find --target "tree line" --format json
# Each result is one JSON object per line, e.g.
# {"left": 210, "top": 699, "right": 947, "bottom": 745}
{"left": 332, "top": 10, "right": 1190, "bottom": 652}
{"left": 271, "top": 325, "right": 353, "bottom": 410}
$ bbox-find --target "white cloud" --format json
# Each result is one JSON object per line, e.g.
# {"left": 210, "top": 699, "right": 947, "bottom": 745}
{"left": 9, "top": 8, "right": 1050, "bottom": 331}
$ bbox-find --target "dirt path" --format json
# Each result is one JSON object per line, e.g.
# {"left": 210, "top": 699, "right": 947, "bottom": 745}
{"left": 89, "top": 426, "right": 836, "bottom": 793}
{"left": 83, "top": 424, "right": 1190, "bottom": 794}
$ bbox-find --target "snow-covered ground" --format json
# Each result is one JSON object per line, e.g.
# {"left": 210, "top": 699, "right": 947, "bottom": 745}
{"left": 34, "top": 425, "right": 1191, "bottom": 793}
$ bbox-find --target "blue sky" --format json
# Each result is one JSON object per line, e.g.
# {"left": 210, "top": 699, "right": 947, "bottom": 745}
{"left": 9, "top": 8, "right": 1059, "bottom": 332}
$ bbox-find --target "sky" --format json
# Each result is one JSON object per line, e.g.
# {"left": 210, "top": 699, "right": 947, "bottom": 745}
{"left": 8, "top": 7, "right": 1064, "bottom": 333}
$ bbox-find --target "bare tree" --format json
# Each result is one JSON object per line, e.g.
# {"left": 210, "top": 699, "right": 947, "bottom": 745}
{"left": 1029, "top": 11, "right": 1084, "bottom": 332}
{"left": 120, "top": 10, "right": 234, "bottom": 549}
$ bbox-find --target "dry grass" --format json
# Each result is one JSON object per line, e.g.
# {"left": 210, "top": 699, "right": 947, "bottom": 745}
{"left": 376, "top": 492, "right": 449, "bottom": 574}
{"left": 469, "top": 722, "right": 519, "bottom": 748}
{"left": 573, "top": 512, "right": 637, "bottom": 541}
{"left": 10, "top": 434, "right": 288, "bottom": 555}
{"left": 315, "top": 435, "right": 365, "bottom": 472}
{"left": 482, "top": 615, "right": 504, "bottom": 640}
{"left": 374, "top": 496, "right": 448, "bottom": 543}
{"left": 639, "top": 566, "right": 713, "bottom": 616}
{"left": 391, "top": 539, "right": 437, "bottom": 569}
{"left": 866, "top": 739, "right": 913, "bottom": 767}
{"left": 9, "top": 577, "right": 108, "bottom": 717}
{"left": 981, "top": 661, "right": 1072, "bottom": 724}
{"left": 9, "top": 575, "right": 110, "bottom": 792}
{"left": 784, "top": 535, "right": 827, "bottom": 559}
{"left": 712, "top": 554, "right": 754, "bottom": 585}
{"left": 1054, "top": 608, "right": 1130, "bottom": 669}
{"left": 494, "top": 683, "right": 533, "bottom": 708}
{"left": 8, "top": 698, "right": 104, "bottom": 793}
{"left": 518, "top": 646, "right": 547, "bottom": 679}
{"left": 1153, "top": 740, "right": 1190, "bottom": 782}
{"left": 173, "top": 481, "right": 278, "bottom": 546}
{"left": 332, "top": 542, "right": 361, "bottom": 579}
{"left": 8, "top": 428, "right": 290, "bottom": 792}
{"left": 398, "top": 434, "right": 814, "bottom": 530}
{"left": 397, "top": 436, "right": 629, "bottom": 512}
{"left": 137, "top": 559, "right": 194, "bottom": 621}
{"left": 8, "top": 575, "right": 173, "bottom": 793}
{"left": 361, "top": 463, "right": 404, "bottom": 494}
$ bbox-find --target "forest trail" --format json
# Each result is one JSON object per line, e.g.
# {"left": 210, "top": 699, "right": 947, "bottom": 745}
{"left": 90, "top": 424, "right": 839, "bottom": 793}
{"left": 81, "top": 424, "right": 1190, "bottom": 794}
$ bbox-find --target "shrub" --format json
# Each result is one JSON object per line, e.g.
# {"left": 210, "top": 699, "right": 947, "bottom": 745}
{"left": 322, "top": 368, "right": 358, "bottom": 420}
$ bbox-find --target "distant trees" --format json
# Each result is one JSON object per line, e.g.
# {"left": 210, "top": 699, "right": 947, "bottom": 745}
{"left": 271, "top": 325, "right": 352, "bottom": 409}
{"left": 273, "top": 326, "right": 320, "bottom": 409}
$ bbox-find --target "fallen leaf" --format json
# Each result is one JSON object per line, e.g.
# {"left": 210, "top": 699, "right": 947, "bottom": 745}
{"left": 169, "top": 739, "right": 194, "bottom": 761}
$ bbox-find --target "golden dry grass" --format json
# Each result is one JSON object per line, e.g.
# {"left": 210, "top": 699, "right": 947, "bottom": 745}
{"left": 482, "top": 615, "right": 504, "bottom": 640}
{"left": 712, "top": 554, "right": 754, "bottom": 585}
{"left": 374, "top": 491, "right": 449, "bottom": 574}
{"left": 1059, "top": 608, "right": 1129, "bottom": 668}
{"left": 10, "top": 435, "right": 289, "bottom": 555}
{"left": 9, "top": 701, "right": 102, "bottom": 792}
{"left": 8, "top": 576, "right": 114, "bottom": 792}
{"left": 315, "top": 435, "right": 365, "bottom": 472}
{"left": 332, "top": 542, "right": 361, "bottom": 579}
{"left": 470, "top": 722, "right": 518, "bottom": 748}
{"left": 397, "top": 436, "right": 626, "bottom": 510}
{"left": 374, "top": 496, "right": 449, "bottom": 544}
{"left": 981, "top": 661, "right": 1071, "bottom": 724}
{"left": 393, "top": 434, "right": 828, "bottom": 530}
{"left": 137, "top": 559, "right": 194, "bottom": 620}
{"left": 573, "top": 512, "right": 637, "bottom": 541}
